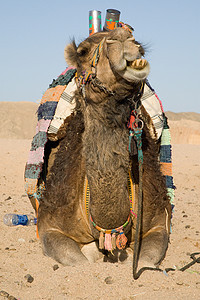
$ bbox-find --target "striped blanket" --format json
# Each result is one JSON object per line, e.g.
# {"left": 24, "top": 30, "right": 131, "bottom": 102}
{"left": 24, "top": 67, "right": 76, "bottom": 200}
{"left": 24, "top": 68, "right": 175, "bottom": 213}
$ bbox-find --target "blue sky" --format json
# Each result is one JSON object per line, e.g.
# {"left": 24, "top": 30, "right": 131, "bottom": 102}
{"left": 0, "top": 0, "right": 199, "bottom": 112}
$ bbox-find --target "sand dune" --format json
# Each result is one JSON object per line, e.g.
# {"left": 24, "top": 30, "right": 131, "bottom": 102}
{"left": 165, "top": 112, "right": 200, "bottom": 144}
{"left": 166, "top": 111, "right": 200, "bottom": 122}
{"left": 0, "top": 102, "right": 38, "bottom": 139}
{"left": 0, "top": 102, "right": 200, "bottom": 144}
{"left": 168, "top": 119, "right": 200, "bottom": 144}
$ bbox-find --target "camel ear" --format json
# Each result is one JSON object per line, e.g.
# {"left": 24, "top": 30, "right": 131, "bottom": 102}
{"left": 64, "top": 40, "right": 78, "bottom": 68}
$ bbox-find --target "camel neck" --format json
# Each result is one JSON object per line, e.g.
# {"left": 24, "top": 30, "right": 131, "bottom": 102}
{"left": 82, "top": 102, "right": 131, "bottom": 229}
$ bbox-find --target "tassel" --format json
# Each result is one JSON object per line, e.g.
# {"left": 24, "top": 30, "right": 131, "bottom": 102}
{"left": 116, "top": 230, "right": 128, "bottom": 250}
{"left": 111, "top": 233, "right": 116, "bottom": 250}
{"left": 104, "top": 233, "right": 112, "bottom": 251}
{"left": 99, "top": 232, "right": 104, "bottom": 249}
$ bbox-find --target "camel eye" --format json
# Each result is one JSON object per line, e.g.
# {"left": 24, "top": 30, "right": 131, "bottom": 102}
{"left": 77, "top": 47, "right": 87, "bottom": 56}
{"left": 77, "top": 41, "right": 90, "bottom": 57}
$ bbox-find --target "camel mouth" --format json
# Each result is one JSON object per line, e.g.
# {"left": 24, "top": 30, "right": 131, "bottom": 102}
{"left": 118, "top": 58, "right": 150, "bottom": 82}
{"left": 127, "top": 58, "right": 148, "bottom": 70}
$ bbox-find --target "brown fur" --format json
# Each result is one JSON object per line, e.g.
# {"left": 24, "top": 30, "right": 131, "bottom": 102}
{"left": 36, "top": 28, "right": 171, "bottom": 273}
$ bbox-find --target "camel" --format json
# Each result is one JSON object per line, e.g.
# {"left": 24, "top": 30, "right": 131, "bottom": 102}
{"left": 35, "top": 27, "right": 171, "bottom": 277}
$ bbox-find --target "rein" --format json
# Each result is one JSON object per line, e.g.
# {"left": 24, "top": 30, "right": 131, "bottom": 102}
{"left": 128, "top": 91, "right": 175, "bottom": 279}
{"left": 127, "top": 91, "right": 144, "bottom": 280}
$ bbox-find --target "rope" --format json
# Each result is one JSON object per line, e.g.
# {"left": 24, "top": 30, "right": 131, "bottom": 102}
{"left": 131, "top": 119, "right": 175, "bottom": 278}
{"left": 90, "top": 214, "right": 130, "bottom": 234}
{"left": 127, "top": 95, "right": 145, "bottom": 280}
{"left": 90, "top": 38, "right": 105, "bottom": 69}
{"left": 90, "top": 214, "right": 130, "bottom": 251}
{"left": 131, "top": 118, "right": 170, "bottom": 279}
{"left": 132, "top": 128, "right": 143, "bottom": 280}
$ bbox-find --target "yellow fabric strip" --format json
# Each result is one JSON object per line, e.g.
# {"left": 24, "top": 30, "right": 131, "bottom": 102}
{"left": 40, "top": 85, "right": 67, "bottom": 105}
{"left": 160, "top": 162, "right": 173, "bottom": 176}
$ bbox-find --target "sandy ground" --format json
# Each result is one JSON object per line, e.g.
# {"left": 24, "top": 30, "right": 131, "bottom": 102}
{"left": 0, "top": 138, "right": 200, "bottom": 300}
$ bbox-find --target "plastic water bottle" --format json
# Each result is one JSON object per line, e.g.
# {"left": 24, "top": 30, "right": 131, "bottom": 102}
{"left": 3, "top": 214, "right": 37, "bottom": 226}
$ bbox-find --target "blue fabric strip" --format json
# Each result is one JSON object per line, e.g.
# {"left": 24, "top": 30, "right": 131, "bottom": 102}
{"left": 38, "top": 101, "right": 58, "bottom": 121}
{"left": 166, "top": 175, "right": 175, "bottom": 189}
{"left": 49, "top": 68, "right": 76, "bottom": 88}
{"left": 160, "top": 145, "right": 172, "bottom": 163}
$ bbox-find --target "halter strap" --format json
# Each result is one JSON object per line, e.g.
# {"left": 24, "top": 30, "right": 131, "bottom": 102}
{"left": 90, "top": 38, "right": 105, "bottom": 69}
{"left": 75, "top": 38, "right": 105, "bottom": 97}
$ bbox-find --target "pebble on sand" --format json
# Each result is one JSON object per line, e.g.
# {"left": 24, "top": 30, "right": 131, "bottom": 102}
{"left": 24, "top": 274, "right": 34, "bottom": 283}
{"left": 53, "top": 264, "right": 59, "bottom": 271}
{"left": 104, "top": 276, "right": 113, "bottom": 284}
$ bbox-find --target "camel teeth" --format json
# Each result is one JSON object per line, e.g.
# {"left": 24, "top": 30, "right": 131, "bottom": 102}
{"left": 135, "top": 59, "right": 139, "bottom": 68}
{"left": 141, "top": 59, "right": 147, "bottom": 68}
{"left": 132, "top": 61, "right": 136, "bottom": 68}
{"left": 136, "top": 59, "right": 141, "bottom": 68}
{"left": 128, "top": 59, "right": 148, "bottom": 70}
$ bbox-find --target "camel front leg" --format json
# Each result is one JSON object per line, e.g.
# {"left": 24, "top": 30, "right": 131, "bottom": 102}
{"left": 41, "top": 230, "right": 88, "bottom": 266}
{"left": 137, "top": 205, "right": 171, "bottom": 271}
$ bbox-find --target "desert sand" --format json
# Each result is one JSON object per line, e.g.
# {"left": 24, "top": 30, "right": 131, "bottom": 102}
{"left": 0, "top": 102, "right": 200, "bottom": 300}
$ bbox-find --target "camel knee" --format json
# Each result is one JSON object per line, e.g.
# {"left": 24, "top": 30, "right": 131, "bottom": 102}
{"left": 41, "top": 230, "right": 88, "bottom": 266}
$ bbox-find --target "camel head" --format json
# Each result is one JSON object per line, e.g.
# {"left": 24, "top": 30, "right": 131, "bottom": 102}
{"left": 64, "top": 27, "right": 150, "bottom": 99}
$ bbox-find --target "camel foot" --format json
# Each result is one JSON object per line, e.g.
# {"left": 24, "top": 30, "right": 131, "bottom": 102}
{"left": 137, "top": 228, "right": 169, "bottom": 271}
{"left": 41, "top": 231, "right": 88, "bottom": 266}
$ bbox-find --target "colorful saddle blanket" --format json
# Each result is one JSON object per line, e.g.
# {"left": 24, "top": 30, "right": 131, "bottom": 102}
{"left": 24, "top": 68, "right": 175, "bottom": 212}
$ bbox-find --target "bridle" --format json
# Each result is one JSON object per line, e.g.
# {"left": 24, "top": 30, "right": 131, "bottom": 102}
{"left": 75, "top": 36, "right": 145, "bottom": 105}
{"left": 75, "top": 37, "right": 115, "bottom": 99}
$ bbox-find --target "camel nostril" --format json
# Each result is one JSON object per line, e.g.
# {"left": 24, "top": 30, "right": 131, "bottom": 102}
{"left": 127, "top": 37, "right": 135, "bottom": 42}
{"left": 106, "top": 39, "right": 118, "bottom": 44}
